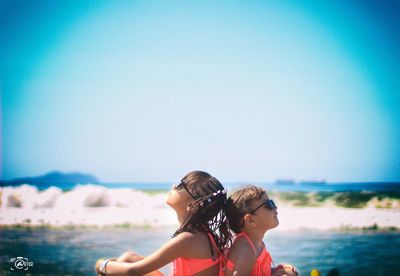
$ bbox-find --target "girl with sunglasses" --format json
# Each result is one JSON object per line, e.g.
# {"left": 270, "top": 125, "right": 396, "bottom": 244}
{"left": 95, "top": 171, "right": 231, "bottom": 276}
{"left": 225, "top": 185, "right": 297, "bottom": 276}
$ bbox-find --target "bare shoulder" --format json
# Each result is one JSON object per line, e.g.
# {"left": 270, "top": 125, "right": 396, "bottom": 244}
{"left": 174, "top": 231, "right": 214, "bottom": 258}
{"left": 226, "top": 237, "right": 257, "bottom": 275}
{"left": 228, "top": 237, "right": 256, "bottom": 263}
{"left": 175, "top": 231, "right": 208, "bottom": 243}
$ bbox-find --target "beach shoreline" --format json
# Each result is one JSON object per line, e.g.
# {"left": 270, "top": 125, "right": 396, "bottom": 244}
{"left": 1, "top": 205, "right": 399, "bottom": 232}
{"left": 1, "top": 184, "right": 399, "bottom": 231}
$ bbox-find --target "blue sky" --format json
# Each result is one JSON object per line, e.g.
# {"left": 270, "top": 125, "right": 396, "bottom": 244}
{"left": 1, "top": 0, "right": 399, "bottom": 182}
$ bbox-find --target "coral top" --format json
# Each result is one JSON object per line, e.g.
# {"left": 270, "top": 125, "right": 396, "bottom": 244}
{"left": 225, "top": 232, "right": 272, "bottom": 276}
{"left": 169, "top": 232, "right": 224, "bottom": 276}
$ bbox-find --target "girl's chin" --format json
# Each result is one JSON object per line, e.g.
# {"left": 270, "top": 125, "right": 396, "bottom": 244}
{"left": 165, "top": 192, "right": 173, "bottom": 206}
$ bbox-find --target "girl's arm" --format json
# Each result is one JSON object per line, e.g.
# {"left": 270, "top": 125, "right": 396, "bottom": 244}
{"left": 97, "top": 252, "right": 163, "bottom": 276}
{"left": 96, "top": 233, "right": 193, "bottom": 276}
{"left": 231, "top": 253, "right": 256, "bottom": 276}
{"left": 116, "top": 251, "right": 163, "bottom": 276}
{"left": 225, "top": 239, "right": 256, "bottom": 276}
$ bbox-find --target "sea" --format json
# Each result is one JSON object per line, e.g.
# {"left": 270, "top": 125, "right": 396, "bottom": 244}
{"left": 0, "top": 227, "right": 399, "bottom": 275}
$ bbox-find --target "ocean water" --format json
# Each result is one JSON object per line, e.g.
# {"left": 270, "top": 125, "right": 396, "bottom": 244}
{"left": 0, "top": 227, "right": 399, "bottom": 275}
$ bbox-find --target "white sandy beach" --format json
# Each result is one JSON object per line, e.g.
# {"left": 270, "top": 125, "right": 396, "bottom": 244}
{"left": 1, "top": 184, "right": 399, "bottom": 230}
{"left": 275, "top": 206, "right": 399, "bottom": 231}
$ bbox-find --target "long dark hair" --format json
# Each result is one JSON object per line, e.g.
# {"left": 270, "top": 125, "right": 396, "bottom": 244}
{"left": 172, "top": 171, "right": 231, "bottom": 252}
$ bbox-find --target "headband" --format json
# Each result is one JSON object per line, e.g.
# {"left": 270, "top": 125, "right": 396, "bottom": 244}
{"left": 200, "top": 189, "right": 227, "bottom": 206}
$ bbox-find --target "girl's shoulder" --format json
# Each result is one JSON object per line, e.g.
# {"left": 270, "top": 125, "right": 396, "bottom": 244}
{"left": 226, "top": 236, "right": 257, "bottom": 274}
{"left": 175, "top": 231, "right": 208, "bottom": 241}
{"left": 228, "top": 236, "right": 257, "bottom": 260}
{"left": 174, "top": 231, "right": 216, "bottom": 258}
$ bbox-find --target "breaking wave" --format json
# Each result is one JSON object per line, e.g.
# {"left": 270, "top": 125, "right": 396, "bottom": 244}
{"left": 0, "top": 184, "right": 175, "bottom": 227}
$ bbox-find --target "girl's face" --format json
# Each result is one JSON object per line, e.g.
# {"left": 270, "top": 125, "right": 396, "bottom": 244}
{"left": 166, "top": 182, "right": 195, "bottom": 213}
{"left": 249, "top": 193, "right": 279, "bottom": 230}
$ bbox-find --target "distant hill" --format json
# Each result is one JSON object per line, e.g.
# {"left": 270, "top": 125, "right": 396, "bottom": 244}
{"left": 0, "top": 171, "right": 100, "bottom": 185}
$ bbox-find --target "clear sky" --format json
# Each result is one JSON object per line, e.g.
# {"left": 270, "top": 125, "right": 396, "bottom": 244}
{"left": 1, "top": 0, "right": 399, "bottom": 183}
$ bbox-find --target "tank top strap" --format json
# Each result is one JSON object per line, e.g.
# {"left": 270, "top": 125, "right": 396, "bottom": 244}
{"left": 206, "top": 232, "right": 219, "bottom": 252}
{"left": 257, "top": 246, "right": 267, "bottom": 261}
{"left": 235, "top": 232, "right": 257, "bottom": 255}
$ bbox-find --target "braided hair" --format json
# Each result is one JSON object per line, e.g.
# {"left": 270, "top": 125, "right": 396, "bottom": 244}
{"left": 172, "top": 171, "right": 232, "bottom": 252}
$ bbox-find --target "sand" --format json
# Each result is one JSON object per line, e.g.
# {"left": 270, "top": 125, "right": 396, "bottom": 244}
{"left": 1, "top": 184, "right": 399, "bottom": 230}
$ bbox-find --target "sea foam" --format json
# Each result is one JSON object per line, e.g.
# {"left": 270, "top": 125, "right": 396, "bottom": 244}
{"left": 0, "top": 184, "right": 176, "bottom": 227}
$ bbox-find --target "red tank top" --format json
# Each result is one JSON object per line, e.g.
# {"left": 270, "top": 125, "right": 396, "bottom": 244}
{"left": 225, "top": 232, "right": 272, "bottom": 276}
{"left": 169, "top": 232, "right": 224, "bottom": 276}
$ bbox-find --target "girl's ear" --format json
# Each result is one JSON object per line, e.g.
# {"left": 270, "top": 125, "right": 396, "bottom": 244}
{"left": 243, "top": 213, "right": 256, "bottom": 227}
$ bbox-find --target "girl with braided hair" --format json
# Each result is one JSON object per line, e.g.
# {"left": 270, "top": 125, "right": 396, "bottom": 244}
{"left": 95, "top": 171, "right": 231, "bottom": 276}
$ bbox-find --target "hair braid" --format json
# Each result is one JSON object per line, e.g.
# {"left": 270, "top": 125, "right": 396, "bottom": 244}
{"left": 172, "top": 171, "right": 232, "bottom": 252}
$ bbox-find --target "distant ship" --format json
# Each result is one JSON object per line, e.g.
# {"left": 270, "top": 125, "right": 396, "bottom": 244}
{"left": 299, "top": 179, "right": 326, "bottom": 185}
{"left": 275, "top": 179, "right": 296, "bottom": 185}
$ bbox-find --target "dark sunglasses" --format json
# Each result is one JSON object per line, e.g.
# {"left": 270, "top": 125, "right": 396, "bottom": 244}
{"left": 174, "top": 182, "right": 196, "bottom": 199}
{"left": 250, "top": 199, "right": 277, "bottom": 214}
